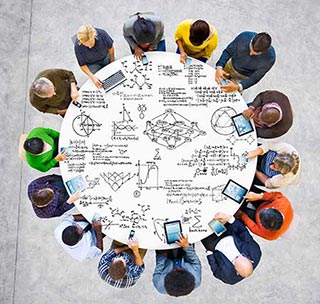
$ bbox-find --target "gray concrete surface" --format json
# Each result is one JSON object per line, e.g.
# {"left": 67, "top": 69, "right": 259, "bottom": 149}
{"left": 1, "top": 0, "right": 319, "bottom": 303}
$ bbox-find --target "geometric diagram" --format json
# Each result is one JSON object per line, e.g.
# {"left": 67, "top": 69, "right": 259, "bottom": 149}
{"left": 85, "top": 175, "right": 100, "bottom": 189}
{"left": 152, "top": 217, "right": 169, "bottom": 242}
{"left": 136, "top": 160, "right": 159, "bottom": 190}
{"left": 121, "top": 59, "right": 153, "bottom": 90}
{"left": 100, "top": 171, "right": 136, "bottom": 192}
{"left": 210, "top": 184, "right": 228, "bottom": 202}
{"left": 211, "top": 106, "right": 237, "bottom": 135}
{"left": 137, "top": 104, "right": 147, "bottom": 119}
{"left": 72, "top": 111, "right": 102, "bottom": 137}
{"left": 226, "top": 134, "right": 255, "bottom": 145}
{"left": 112, "top": 104, "right": 138, "bottom": 137}
{"left": 143, "top": 108, "right": 206, "bottom": 150}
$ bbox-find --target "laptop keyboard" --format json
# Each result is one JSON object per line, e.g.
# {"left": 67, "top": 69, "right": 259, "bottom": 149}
{"left": 102, "top": 70, "right": 127, "bottom": 92}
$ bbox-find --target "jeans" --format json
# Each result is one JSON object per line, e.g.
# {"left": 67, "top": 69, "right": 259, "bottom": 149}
{"left": 87, "top": 53, "right": 111, "bottom": 74}
{"left": 130, "top": 39, "right": 166, "bottom": 54}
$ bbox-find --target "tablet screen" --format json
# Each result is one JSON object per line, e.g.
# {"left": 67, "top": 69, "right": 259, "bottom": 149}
{"left": 164, "top": 221, "right": 182, "bottom": 244}
{"left": 222, "top": 179, "right": 248, "bottom": 204}
{"left": 65, "top": 175, "right": 87, "bottom": 194}
{"left": 208, "top": 219, "right": 227, "bottom": 236}
{"left": 231, "top": 113, "right": 254, "bottom": 136}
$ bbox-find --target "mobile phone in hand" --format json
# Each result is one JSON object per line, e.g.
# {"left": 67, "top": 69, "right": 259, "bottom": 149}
{"left": 221, "top": 79, "right": 228, "bottom": 86}
{"left": 128, "top": 229, "right": 135, "bottom": 239}
{"left": 73, "top": 101, "right": 82, "bottom": 108}
{"left": 142, "top": 55, "right": 148, "bottom": 65}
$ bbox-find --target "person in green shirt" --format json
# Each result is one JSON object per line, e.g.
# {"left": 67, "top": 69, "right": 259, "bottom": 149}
{"left": 30, "top": 69, "right": 79, "bottom": 116}
{"left": 24, "top": 127, "right": 66, "bottom": 172}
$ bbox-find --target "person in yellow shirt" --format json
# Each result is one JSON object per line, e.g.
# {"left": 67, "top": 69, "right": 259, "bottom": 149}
{"left": 174, "top": 19, "right": 218, "bottom": 63}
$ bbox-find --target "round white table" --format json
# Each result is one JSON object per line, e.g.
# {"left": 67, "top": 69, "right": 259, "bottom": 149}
{"left": 60, "top": 52, "right": 257, "bottom": 249}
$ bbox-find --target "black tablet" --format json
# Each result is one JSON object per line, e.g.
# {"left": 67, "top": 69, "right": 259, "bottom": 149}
{"left": 222, "top": 179, "right": 248, "bottom": 204}
{"left": 164, "top": 220, "right": 182, "bottom": 244}
{"left": 231, "top": 113, "right": 254, "bottom": 136}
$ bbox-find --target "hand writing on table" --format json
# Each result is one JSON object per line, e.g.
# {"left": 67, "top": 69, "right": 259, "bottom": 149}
{"left": 176, "top": 233, "right": 189, "bottom": 248}
{"left": 215, "top": 67, "right": 230, "bottom": 84}
{"left": 242, "top": 107, "right": 255, "bottom": 120}
{"left": 67, "top": 191, "right": 81, "bottom": 204}
{"left": 133, "top": 46, "right": 144, "bottom": 60}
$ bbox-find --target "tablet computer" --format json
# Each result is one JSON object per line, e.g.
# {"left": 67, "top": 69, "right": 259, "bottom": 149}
{"left": 65, "top": 175, "right": 87, "bottom": 195}
{"left": 208, "top": 219, "right": 227, "bottom": 237}
{"left": 231, "top": 113, "right": 254, "bottom": 136}
{"left": 222, "top": 179, "right": 248, "bottom": 204}
{"left": 164, "top": 220, "right": 182, "bottom": 244}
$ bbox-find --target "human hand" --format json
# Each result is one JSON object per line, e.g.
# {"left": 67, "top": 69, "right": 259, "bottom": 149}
{"left": 128, "top": 238, "right": 139, "bottom": 253}
{"left": 220, "top": 80, "right": 239, "bottom": 93}
{"left": 242, "top": 108, "right": 255, "bottom": 120}
{"left": 67, "top": 191, "right": 81, "bottom": 204}
{"left": 57, "top": 109, "right": 67, "bottom": 116}
{"left": 214, "top": 212, "right": 232, "bottom": 222}
{"left": 247, "top": 147, "right": 263, "bottom": 159}
{"left": 134, "top": 46, "right": 144, "bottom": 60}
{"left": 71, "top": 87, "right": 79, "bottom": 101}
{"left": 180, "top": 52, "right": 188, "bottom": 64}
{"left": 91, "top": 75, "right": 103, "bottom": 88}
{"left": 244, "top": 192, "right": 263, "bottom": 201}
{"left": 92, "top": 220, "right": 102, "bottom": 232}
{"left": 215, "top": 67, "right": 230, "bottom": 84}
{"left": 176, "top": 233, "right": 189, "bottom": 248}
{"left": 55, "top": 151, "right": 67, "bottom": 162}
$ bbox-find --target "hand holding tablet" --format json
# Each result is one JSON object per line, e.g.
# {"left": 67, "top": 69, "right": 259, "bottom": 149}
{"left": 164, "top": 220, "right": 182, "bottom": 244}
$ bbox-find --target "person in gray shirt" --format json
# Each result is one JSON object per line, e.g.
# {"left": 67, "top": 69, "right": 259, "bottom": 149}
{"left": 123, "top": 12, "right": 165, "bottom": 60}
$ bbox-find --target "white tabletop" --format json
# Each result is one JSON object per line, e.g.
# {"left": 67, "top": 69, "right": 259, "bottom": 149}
{"left": 60, "top": 52, "right": 257, "bottom": 249}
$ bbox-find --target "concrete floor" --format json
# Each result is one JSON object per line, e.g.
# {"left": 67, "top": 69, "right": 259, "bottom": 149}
{"left": 1, "top": 0, "right": 319, "bottom": 303}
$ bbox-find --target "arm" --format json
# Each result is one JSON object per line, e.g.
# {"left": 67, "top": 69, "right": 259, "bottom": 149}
{"left": 108, "top": 45, "right": 115, "bottom": 63}
{"left": 255, "top": 170, "right": 269, "bottom": 185}
{"left": 215, "top": 37, "right": 237, "bottom": 68}
{"left": 44, "top": 128, "right": 60, "bottom": 140}
{"left": 149, "top": 18, "right": 164, "bottom": 49}
{"left": 54, "top": 69, "right": 77, "bottom": 84}
{"left": 80, "top": 65, "right": 103, "bottom": 88}
{"left": 128, "top": 238, "right": 143, "bottom": 266}
{"left": 93, "top": 221, "right": 103, "bottom": 251}
{"left": 114, "top": 246, "right": 129, "bottom": 254}
{"left": 70, "top": 82, "right": 79, "bottom": 102}
{"left": 123, "top": 21, "right": 139, "bottom": 50}
{"left": 152, "top": 253, "right": 168, "bottom": 294}
{"left": 176, "top": 39, "right": 187, "bottom": 64}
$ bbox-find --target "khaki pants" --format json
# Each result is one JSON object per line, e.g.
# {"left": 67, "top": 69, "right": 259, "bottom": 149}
{"left": 110, "top": 240, "right": 147, "bottom": 259}
{"left": 224, "top": 60, "right": 248, "bottom": 85}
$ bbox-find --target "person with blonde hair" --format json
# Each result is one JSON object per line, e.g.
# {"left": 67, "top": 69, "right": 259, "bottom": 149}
{"left": 247, "top": 142, "right": 301, "bottom": 188}
{"left": 75, "top": 24, "right": 115, "bottom": 88}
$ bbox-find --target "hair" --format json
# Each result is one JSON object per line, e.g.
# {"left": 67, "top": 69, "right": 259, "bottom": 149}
{"left": 31, "top": 188, "right": 54, "bottom": 207}
{"left": 77, "top": 24, "right": 97, "bottom": 44}
{"left": 260, "top": 108, "right": 280, "bottom": 124}
{"left": 189, "top": 20, "right": 210, "bottom": 46}
{"left": 252, "top": 32, "right": 272, "bottom": 53}
{"left": 31, "top": 77, "right": 54, "bottom": 98}
{"left": 24, "top": 137, "right": 44, "bottom": 155}
{"left": 133, "top": 16, "right": 156, "bottom": 44}
{"left": 273, "top": 152, "right": 300, "bottom": 175}
{"left": 108, "top": 260, "right": 127, "bottom": 280}
{"left": 62, "top": 226, "right": 81, "bottom": 246}
{"left": 259, "top": 208, "right": 283, "bottom": 231}
{"left": 164, "top": 268, "right": 195, "bottom": 297}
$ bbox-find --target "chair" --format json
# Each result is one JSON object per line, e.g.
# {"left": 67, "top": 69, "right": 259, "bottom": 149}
{"left": 18, "top": 134, "right": 27, "bottom": 161}
{"left": 71, "top": 34, "right": 77, "bottom": 45}
{"left": 281, "top": 213, "right": 300, "bottom": 239}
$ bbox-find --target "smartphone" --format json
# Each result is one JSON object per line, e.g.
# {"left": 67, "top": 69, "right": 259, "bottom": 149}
{"left": 60, "top": 147, "right": 72, "bottom": 153}
{"left": 73, "top": 101, "right": 82, "bottom": 108}
{"left": 92, "top": 212, "right": 101, "bottom": 222}
{"left": 185, "top": 57, "right": 192, "bottom": 66}
{"left": 208, "top": 219, "right": 227, "bottom": 237}
{"left": 128, "top": 229, "right": 135, "bottom": 239}
{"left": 142, "top": 55, "right": 148, "bottom": 65}
{"left": 221, "top": 79, "right": 228, "bottom": 86}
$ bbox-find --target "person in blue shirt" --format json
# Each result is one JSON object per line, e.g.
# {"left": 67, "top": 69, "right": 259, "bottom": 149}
{"left": 153, "top": 234, "right": 201, "bottom": 297}
{"left": 75, "top": 24, "right": 115, "bottom": 88}
{"left": 215, "top": 32, "right": 276, "bottom": 92}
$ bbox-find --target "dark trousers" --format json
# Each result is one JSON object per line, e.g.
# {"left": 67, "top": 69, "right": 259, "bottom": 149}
{"left": 176, "top": 47, "right": 207, "bottom": 63}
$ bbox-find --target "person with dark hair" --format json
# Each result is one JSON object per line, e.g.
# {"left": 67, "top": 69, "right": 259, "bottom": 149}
{"left": 123, "top": 12, "right": 165, "bottom": 60}
{"left": 27, "top": 174, "right": 79, "bottom": 218}
{"left": 243, "top": 90, "right": 293, "bottom": 139}
{"left": 153, "top": 234, "right": 201, "bottom": 296}
{"left": 54, "top": 214, "right": 103, "bottom": 262}
{"left": 236, "top": 191, "right": 294, "bottom": 240}
{"left": 175, "top": 19, "right": 218, "bottom": 63}
{"left": 24, "top": 127, "right": 66, "bottom": 172}
{"left": 201, "top": 212, "right": 261, "bottom": 285}
{"left": 215, "top": 31, "right": 275, "bottom": 92}
{"left": 246, "top": 142, "right": 301, "bottom": 188}
{"left": 98, "top": 238, "right": 146, "bottom": 288}
{"left": 30, "top": 69, "right": 79, "bottom": 116}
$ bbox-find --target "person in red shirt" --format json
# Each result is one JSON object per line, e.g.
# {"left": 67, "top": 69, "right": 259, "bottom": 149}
{"left": 236, "top": 191, "right": 294, "bottom": 240}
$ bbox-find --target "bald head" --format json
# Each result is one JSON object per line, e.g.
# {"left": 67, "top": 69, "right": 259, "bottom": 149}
{"left": 260, "top": 107, "right": 280, "bottom": 125}
{"left": 234, "top": 255, "right": 253, "bottom": 278}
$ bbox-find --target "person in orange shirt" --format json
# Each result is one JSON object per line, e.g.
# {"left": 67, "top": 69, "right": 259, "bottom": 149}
{"left": 236, "top": 191, "right": 294, "bottom": 240}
